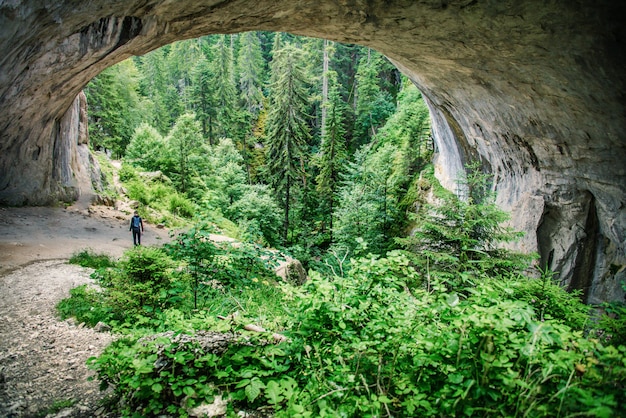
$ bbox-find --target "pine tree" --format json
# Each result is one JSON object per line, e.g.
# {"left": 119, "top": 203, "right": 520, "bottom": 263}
{"left": 135, "top": 48, "right": 178, "bottom": 134}
{"left": 354, "top": 49, "right": 396, "bottom": 147}
{"left": 85, "top": 60, "right": 144, "bottom": 157}
{"left": 167, "top": 113, "right": 204, "bottom": 193}
{"left": 237, "top": 31, "right": 265, "bottom": 115}
{"left": 213, "top": 35, "right": 237, "bottom": 139}
{"left": 265, "top": 43, "right": 312, "bottom": 243}
{"left": 315, "top": 70, "right": 347, "bottom": 241}
{"left": 190, "top": 55, "right": 217, "bottom": 144}
{"left": 332, "top": 143, "right": 397, "bottom": 255}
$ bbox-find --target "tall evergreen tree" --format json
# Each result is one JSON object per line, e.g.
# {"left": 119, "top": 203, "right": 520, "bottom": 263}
{"left": 235, "top": 32, "right": 266, "bottom": 179}
{"left": 213, "top": 35, "right": 237, "bottom": 139}
{"left": 167, "top": 113, "right": 204, "bottom": 193}
{"left": 321, "top": 39, "right": 331, "bottom": 140}
{"left": 237, "top": 32, "right": 265, "bottom": 115}
{"left": 354, "top": 49, "right": 396, "bottom": 147}
{"left": 135, "top": 48, "right": 179, "bottom": 134}
{"left": 265, "top": 43, "right": 312, "bottom": 243}
{"left": 332, "top": 143, "right": 397, "bottom": 256}
{"left": 85, "top": 60, "right": 144, "bottom": 157}
{"left": 190, "top": 55, "right": 217, "bottom": 144}
{"left": 315, "top": 70, "right": 347, "bottom": 241}
{"left": 167, "top": 39, "right": 203, "bottom": 111}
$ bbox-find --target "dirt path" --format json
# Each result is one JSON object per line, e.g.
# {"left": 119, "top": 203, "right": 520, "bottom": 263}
{"left": 0, "top": 203, "right": 172, "bottom": 417}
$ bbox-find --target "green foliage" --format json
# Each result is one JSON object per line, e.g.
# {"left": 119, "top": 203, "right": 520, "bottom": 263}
{"left": 353, "top": 50, "right": 397, "bottom": 146}
{"left": 76, "top": 246, "right": 179, "bottom": 323}
{"left": 237, "top": 31, "right": 266, "bottom": 115}
{"left": 85, "top": 60, "right": 146, "bottom": 157}
{"left": 56, "top": 284, "right": 112, "bottom": 327}
{"left": 378, "top": 80, "right": 433, "bottom": 199}
{"left": 333, "top": 143, "right": 401, "bottom": 256}
{"left": 596, "top": 296, "right": 626, "bottom": 346}
{"left": 87, "top": 326, "right": 294, "bottom": 417}
{"left": 190, "top": 55, "right": 218, "bottom": 143}
{"left": 86, "top": 251, "right": 626, "bottom": 418}
{"left": 228, "top": 184, "right": 282, "bottom": 246}
{"left": 118, "top": 163, "right": 139, "bottom": 182}
{"left": 265, "top": 43, "right": 312, "bottom": 243}
{"left": 168, "top": 193, "right": 196, "bottom": 219}
{"left": 69, "top": 249, "right": 116, "bottom": 269}
{"left": 165, "top": 221, "right": 281, "bottom": 291}
{"left": 34, "top": 398, "right": 76, "bottom": 418}
{"left": 212, "top": 35, "right": 239, "bottom": 139}
{"left": 279, "top": 255, "right": 624, "bottom": 418}
{"left": 124, "top": 122, "right": 168, "bottom": 171}
{"left": 398, "top": 162, "right": 531, "bottom": 284}
{"left": 332, "top": 82, "right": 433, "bottom": 257}
{"left": 314, "top": 68, "right": 348, "bottom": 242}
{"left": 509, "top": 267, "right": 590, "bottom": 330}
{"left": 166, "top": 113, "right": 207, "bottom": 194}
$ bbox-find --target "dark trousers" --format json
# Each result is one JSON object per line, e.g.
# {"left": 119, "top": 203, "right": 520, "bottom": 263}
{"left": 132, "top": 228, "right": 141, "bottom": 245}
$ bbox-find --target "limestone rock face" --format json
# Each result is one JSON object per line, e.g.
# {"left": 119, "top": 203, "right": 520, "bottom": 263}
{"left": 0, "top": 0, "right": 624, "bottom": 302}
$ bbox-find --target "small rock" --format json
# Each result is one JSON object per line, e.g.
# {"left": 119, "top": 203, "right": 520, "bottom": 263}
{"left": 94, "top": 322, "right": 111, "bottom": 333}
{"left": 187, "top": 394, "right": 227, "bottom": 417}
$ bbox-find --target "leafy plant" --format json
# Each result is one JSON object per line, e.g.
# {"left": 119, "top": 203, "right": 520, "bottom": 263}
{"left": 509, "top": 266, "right": 590, "bottom": 330}
{"left": 87, "top": 250, "right": 626, "bottom": 417}
{"left": 596, "top": 295, "right": 626, "bottom": 346}
{"left": 278, "top": 255, "right": 623, "bottom": 417}
{"left": 56, "top": 284, "right": 112, "bottom": 327}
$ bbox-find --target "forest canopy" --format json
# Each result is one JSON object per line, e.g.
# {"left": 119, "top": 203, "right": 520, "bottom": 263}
{"left": 86, "top": 32, "right": 432, "bottom": 257}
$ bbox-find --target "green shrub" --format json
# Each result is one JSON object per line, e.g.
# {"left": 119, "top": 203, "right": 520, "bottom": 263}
{"left": 105, "top": 246, "right": 177, "bottom": 317}
{"left": 149, "top": 182, "right": 171, "bottom": 202}
{"left": 508, "top": 268, "right": 590, "bottom": 330}
{"left": 168, "top": 193, "right": 196, "bottom": 218}
{"left": 118, "top": 163, "right": 139, "bottom": 182}
{"left": 88, "top": 325, "right": 291, "bottom": 417}
{"left": 69, "top": 249, "right": 116, "bottom": 269}
{"left": 57, "top": 284, "right": 111, "bottom": 327}
{"left": 596, "top": 300, "right": 626, "bottom": 346}
{"left": 125, "top": 179, "right": 150, "bottom": 205}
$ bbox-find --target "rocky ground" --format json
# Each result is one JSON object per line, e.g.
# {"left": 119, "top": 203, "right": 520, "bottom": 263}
{"left": 0, "top": 203, "right": 172, "bottom": 417}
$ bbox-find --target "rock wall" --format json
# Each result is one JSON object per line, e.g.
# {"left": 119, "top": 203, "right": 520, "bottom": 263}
{"left": 0, "top": 0, "right": 624, "bottom": 302}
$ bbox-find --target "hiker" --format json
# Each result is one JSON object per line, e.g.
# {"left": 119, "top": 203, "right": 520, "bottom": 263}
{"left": 129, "top": 211, "right": 144, "bottom": 246}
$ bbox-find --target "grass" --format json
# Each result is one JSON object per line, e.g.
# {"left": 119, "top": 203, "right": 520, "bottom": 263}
{"left": 35, "top": 398, "right": 76, "bottom": 417}
{"left": 68, "top": 249, "right": 116, "bottom": 269}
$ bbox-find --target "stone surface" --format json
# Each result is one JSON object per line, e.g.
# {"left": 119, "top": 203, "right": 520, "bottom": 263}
{"left": 0, "top": 0, "right": 624, "bottom": 302}
{"left": 0, "top": 261, "right": 116, "bottom": 417}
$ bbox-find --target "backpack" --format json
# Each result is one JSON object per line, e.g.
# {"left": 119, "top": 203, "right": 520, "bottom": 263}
{"left": 132, "top": 216, "right": 141, "bottom": 229}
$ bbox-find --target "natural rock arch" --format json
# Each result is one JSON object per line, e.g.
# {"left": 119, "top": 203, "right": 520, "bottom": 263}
{"left": 0, "top": 0, "right": 624, "bottom": 302}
